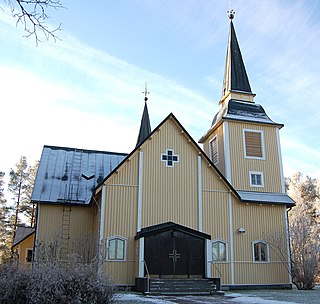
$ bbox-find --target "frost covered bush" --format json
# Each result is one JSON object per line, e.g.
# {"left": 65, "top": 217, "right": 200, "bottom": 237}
{"left": 0, "top": 262, "right": 115, "bottom": 304}
{"left": 0, "top": 262, "right": 29, "bottom": 304}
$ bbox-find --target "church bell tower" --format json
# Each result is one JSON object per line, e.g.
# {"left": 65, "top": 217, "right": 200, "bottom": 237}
{"left": 199, "top": 10, "right": 286, "bottom": 194}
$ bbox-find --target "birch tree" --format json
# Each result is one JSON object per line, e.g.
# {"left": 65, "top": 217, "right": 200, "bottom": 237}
{"left": 2, "top": 0, "right": 63, "bottom": 43}
{"left": 287, "top": 172, "right": 320, "bottom": 289}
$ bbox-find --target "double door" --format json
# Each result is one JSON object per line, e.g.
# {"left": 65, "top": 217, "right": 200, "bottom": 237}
{"left": 144, "top": 230, "right": 204, "bottom": 278}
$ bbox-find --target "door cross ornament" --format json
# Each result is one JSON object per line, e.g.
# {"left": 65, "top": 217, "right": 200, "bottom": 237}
{"left": 169, "top": 249, "right": 181, "bottom": 263}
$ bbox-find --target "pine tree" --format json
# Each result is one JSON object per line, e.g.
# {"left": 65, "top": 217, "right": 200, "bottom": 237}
{"left": 0, "top": 172, "right": 11, "bottom": 262}
{"left": 20, "top": 161, "right": 39, "bottom": 227}
{"left": 8, "top": 156, "right": 29, "bottom": 238}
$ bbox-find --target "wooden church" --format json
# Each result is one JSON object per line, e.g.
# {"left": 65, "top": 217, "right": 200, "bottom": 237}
{"left": 31, "top": 11, "right": 295, "bottom": 291}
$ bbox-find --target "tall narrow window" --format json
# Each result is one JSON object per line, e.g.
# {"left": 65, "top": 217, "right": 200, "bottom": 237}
{"left": 243, "top": 130, "right": 264, "bottom": 159}
{"left": 209, "top": 136, "right": 219, "bottom": 165}
{"left": 107, "top": 237, "right": 126, "bottom": 261}
{"left": 253, "top": 241, "right": 269, "bottom": 262}
{"left": 212, "top": 240, "right": 227, "bottom": 262}
{"left": 26, "top": 249, "right": 33, "bottom": 263}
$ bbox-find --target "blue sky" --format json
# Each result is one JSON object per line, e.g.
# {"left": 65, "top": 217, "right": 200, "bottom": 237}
{"left": 1, "top": 0, "right": 319, "bottom": 185}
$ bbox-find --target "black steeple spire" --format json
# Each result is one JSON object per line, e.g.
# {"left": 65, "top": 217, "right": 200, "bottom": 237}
{"left": 221, "top": 10, "right": 252, "bottom": 99}
{"left": 136, "top": 83, "right": 151, "bottom": 147}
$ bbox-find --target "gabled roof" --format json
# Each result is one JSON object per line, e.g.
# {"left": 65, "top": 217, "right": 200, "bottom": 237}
{"left": 12, "top": 226, "right": 35, "bottom": 247}
{"left": 94, "top": 112, "right": 294, "bottom": 207}
{"left": 94, "top": 113, "right": 239, "bottom": 200}
{"left": 31, "top": 145, "right": 127, "bottom": 205}
{"left": 135, "top": 221, "right": 211, "bottom": 240}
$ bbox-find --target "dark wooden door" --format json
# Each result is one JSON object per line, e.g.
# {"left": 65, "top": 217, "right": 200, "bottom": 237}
{"left": 144, "top": 230, "right": 204, "bottom": 278}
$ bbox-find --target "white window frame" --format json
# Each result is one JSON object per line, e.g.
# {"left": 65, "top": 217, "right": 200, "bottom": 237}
{"left": 243, "top": 129, "right": 265, "bottom": 160}
{"left": 161, "top": 149, "right": 179, "bottom": 168}
{"left": 25, "top": 248, "right": 33, "bottom": 263}
{"left": 106, "top": 236, "right": 127, "bottom": 261}
{"left": 249, "top": 171, "right": 264, "bottom": 187}
{"left": 212, "top": 239, "right": 228, "bottom": 263}
{"left": 209, "top": 135, "right": 219, "bottom": 165}
{"left": 252, "top": 240, "right": 269, "bottom": 263}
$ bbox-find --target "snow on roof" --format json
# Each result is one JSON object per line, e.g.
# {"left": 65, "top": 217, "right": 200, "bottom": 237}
{"left": 211, "top": 99, "right": 283, "bottom": 127}
{"left": 31, "top": 146, "right": 127, "bottom": 205}
{"left": 238, "top": 190, "right": 295, "bottom": 207}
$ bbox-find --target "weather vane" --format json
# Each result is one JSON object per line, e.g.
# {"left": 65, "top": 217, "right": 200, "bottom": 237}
{"left": 227, "top": 9, "right": 235, "bottom": 20}
{"left": 142, "top": 82, "right": 150, "bottom": 102}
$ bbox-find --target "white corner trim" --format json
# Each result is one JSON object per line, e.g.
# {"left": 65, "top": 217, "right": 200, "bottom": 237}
{"left": 99, "top": 184, "right": 107, "bottom": 272}
{"left": 34, "top": 204, "right": 40, "bottom": 261}
{"left": 228, "top": 193, "right": 234, "bottom": 285}
{"left": 223, "top": 122, "right": 232, "bottom": 183}
{"left": 276, "top": 129, "right": 285, "bottom": 193}
{"left": 137, "top": 151, "right": 143, "bottom": 232}
{"left": 198, "top": 155, "right": 203, "bottom": 232}
{"left": 285, "top": 209, "right": 292, "bottom": 284}
{"left": 206, "top": 239, "right": 212, "bottom": 278}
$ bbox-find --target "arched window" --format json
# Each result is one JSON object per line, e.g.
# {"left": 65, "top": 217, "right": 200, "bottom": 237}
{"left": 253, "top": 241, "right": 269, "bottom": 262}
{"left": 106, "top": 236, "right": 127, "bottom": 261}
{"left": 212, "top": 240, "right": 228, "bottom": 262}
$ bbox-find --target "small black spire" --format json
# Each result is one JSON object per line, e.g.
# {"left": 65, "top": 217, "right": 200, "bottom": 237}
{"left": 136, "top": 83, "right": 151, "bottom": 147}
{"left": 221, "top": 10, "right": 252, "bottom": 98}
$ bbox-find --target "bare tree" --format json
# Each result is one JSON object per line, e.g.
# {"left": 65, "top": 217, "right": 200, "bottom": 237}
{"left": 2, "top": 0, "right": 63, "bottom": 43}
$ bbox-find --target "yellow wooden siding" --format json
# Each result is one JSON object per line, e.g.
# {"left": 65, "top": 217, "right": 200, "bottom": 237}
{"left": 234, "top": 262, "right": 289, "bottom": 285}
{"left": 12, "top": 234, "right": 34, "bottom": 269}
{"left": 37, "top": 204, "right": 64, "bottom": 240}
{"left": 211, "top": 263, "right": 231, "bottom": 285}
{"left": 97, "top": 117, "right": 289, "bottom": 286}
{"left": 104, "top": 186, "right": 138, "bottom": 236}
{"left": 36, "top": 204, "right": 99, "bottom": 260}
{"left": 141, "top": 120, "right": 199, "bottom": 229}
{"left": 228, "top": 122, "right": 283, "bottom": 192}
{"left": 232, "top": 198, "right": 290, "bottom": 284}
{"left": 101, "top": 152, "right": 139, "bottom": 285}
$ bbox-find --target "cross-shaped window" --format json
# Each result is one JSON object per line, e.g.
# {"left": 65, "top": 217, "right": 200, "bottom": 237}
{"left": 161, "top": 149, "right": 179, "bottom": 167}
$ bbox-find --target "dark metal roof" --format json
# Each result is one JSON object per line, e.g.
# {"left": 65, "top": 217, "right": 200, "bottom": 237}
{"left": 31, "top": 145, "right": 127, "bottom": 205}
{"left": 237, "top": 191, "right": 295, "bottom": 207}
{"left": 211, "top": 99, "right": 283, "bottom": 127}
{"left": 222, "top": 20, "right": 252, "bottom": 96}
{"left": 12, "top": 226, "right": 35, "bottom": 247}
{"left": 135, "top": 221, "right": 211, "bottom": 240}
{"left": 136, "top": 101, "right": 151, "bottom": 147}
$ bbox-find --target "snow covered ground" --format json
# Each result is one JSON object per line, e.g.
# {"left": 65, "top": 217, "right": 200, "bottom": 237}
{"left": 114, "top": 285, "right": 320, "bottom": 304}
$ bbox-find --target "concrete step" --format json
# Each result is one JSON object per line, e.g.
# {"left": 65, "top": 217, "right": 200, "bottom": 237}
{"left": 148, "top": 279, "right": 219, "bottom": 296}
